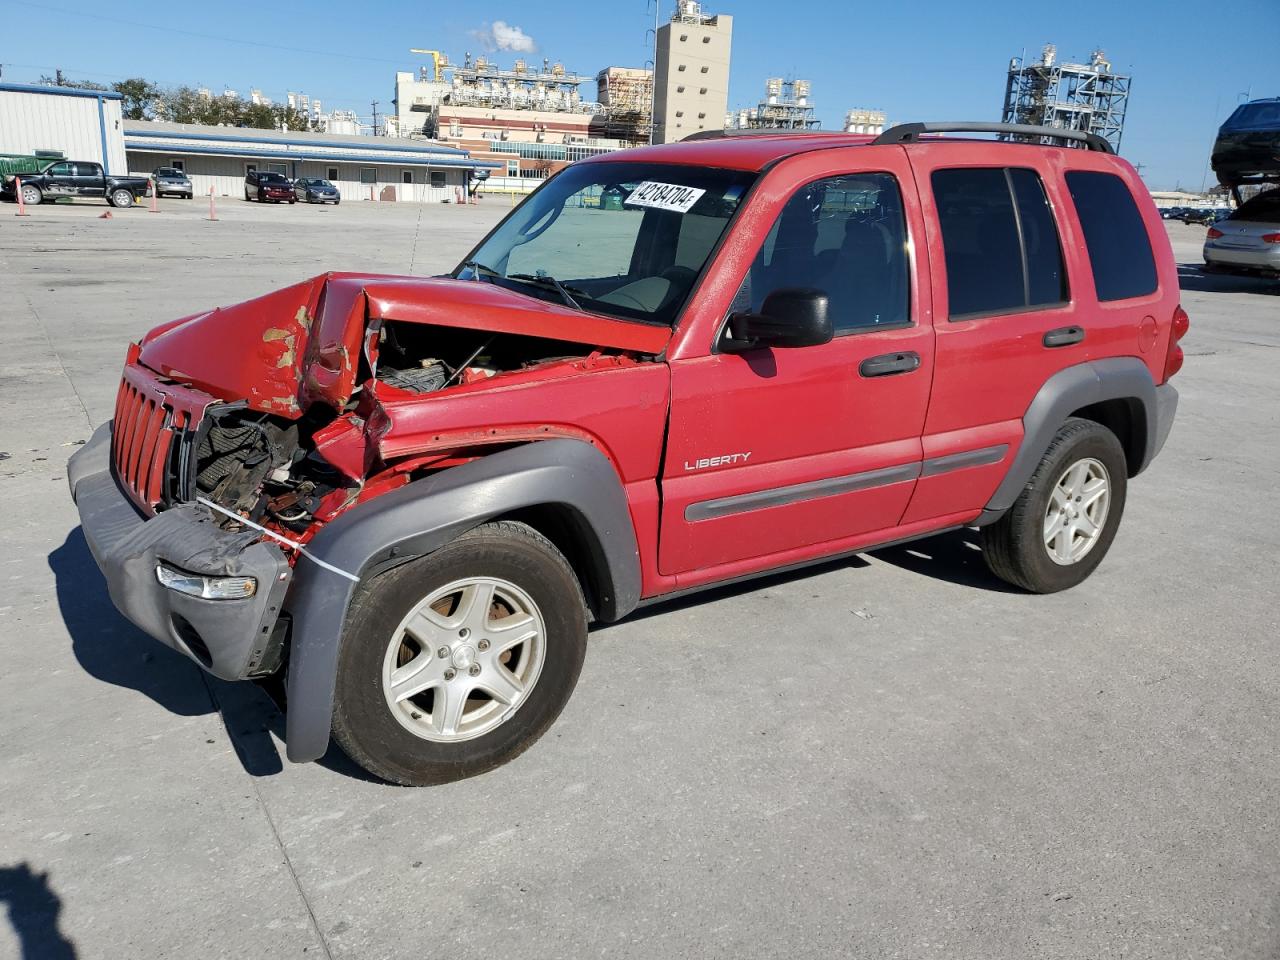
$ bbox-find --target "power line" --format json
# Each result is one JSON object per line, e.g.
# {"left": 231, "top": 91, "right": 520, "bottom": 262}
{"left": 22, "top": 2, "right": 407, "bottom": 66}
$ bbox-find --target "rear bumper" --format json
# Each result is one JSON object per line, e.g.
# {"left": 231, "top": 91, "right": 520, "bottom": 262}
{"left": 1203, "top": 242, "right": 1280, "bottom": 272}
{"left": 68, "top": 423, "right": 293, "bottom": 681}
{"left": 1150, "top": 383, "right": 1178, "bottom": 465}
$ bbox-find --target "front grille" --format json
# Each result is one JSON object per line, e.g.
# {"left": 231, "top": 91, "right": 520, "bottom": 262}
{"left": 111, "top": 365, "right": 211, "bottom": 512}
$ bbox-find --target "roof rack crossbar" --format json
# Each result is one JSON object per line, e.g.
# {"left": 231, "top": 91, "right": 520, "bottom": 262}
{"left": 873, "top": 121, "right": 1114, "bottom": 154}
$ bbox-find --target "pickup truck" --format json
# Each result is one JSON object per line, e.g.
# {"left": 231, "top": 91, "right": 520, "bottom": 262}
{"left": 1, "top": 160, "right": 150, "bottom": 207}
{"left": 68, "top": 121, "right": 1186, "bottom": 786}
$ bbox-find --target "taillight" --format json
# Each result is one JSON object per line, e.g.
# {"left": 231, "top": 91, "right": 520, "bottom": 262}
{"left": 1206, "top": 226, "right": 1224, "bottom": 239}
{"left": 1261, "top": 232, "right": 1280, "bottom": 244}
{"left": 1164, "top": 305, "right": 1190, "bottom": 382}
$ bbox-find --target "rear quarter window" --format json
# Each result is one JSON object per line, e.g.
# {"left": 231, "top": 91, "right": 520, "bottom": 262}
{"left": 1064, "top": 171, "right": 1158, "bottom": 302}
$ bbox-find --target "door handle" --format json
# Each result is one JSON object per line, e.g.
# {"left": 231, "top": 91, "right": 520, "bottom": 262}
{"left": 859, "top": 351, "right": 921, "bottom": 378}
{"left": 1043, "top": 325, "right": 1085, "bottom": 348}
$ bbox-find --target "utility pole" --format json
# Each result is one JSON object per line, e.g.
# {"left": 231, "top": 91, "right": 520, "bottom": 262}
{"left": 371, "top": 100, "right": 380, "bottom": 136}
{"left": 1132, "top": 161, "right": 1146, "bottom": 179}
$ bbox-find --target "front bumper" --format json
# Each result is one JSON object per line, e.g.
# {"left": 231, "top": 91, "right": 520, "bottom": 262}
{"left": 1203, "top": 242, "right": 1280, "bottom": 273}
{"left": 68, "top": 423, "right": 293, "bottom": 681}
{"left": 156, "top": 183, "right": 191, "bottom": 196}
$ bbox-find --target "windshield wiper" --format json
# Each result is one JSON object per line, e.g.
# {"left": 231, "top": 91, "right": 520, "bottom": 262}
{"left": 508, "top": 272, "right": 586, "bottom": 311}
{"left": 460, "top": 260, "right": 502, "bottom": 282}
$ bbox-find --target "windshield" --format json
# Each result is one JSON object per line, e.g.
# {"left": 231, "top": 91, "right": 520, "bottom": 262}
{"left": 1231, "top": 189, "right": 1280, "bottom": 223}
{"left": 156, "top": 168, "right": 185, "bottom": 177}
{"left": 261, "top": 173, "right": 288, "bottom": 183}
{"left": 456, "top": 160, "right": 756, "bottom": 326}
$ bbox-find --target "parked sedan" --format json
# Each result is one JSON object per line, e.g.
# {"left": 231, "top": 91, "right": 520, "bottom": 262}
{"left": 152, "top": 167, "right": 192, "bottom": 199}
{"left": 294, "top": 177, "right": 340, "bottom": 204}
{"left": 244, "top": 170, "right": 296, "bottom": 203}
{"left": 1180, "top": 208, "right": 1218, "bottom": 225}
{"left": 1203, "top": 189, "right": 1280, "bottom": 277}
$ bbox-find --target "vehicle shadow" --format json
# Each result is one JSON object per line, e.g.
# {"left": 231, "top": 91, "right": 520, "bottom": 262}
{"left": 48, "top": 528, "right": 374, "bottom": 783}
{"left": 0, "top": 863, "right": 78, "bottom": 959}
{"left": 1177, "top": 262, "right": 1279, "bottom": 295}
{"left": 612, "top": 529, "right": 1019, "bottom": 629}
{"left": 869, "top": 529, "right": 1022, "bottom": 593}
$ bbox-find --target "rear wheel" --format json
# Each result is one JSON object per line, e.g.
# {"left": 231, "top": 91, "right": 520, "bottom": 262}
{"left": 981, "top": 418, "right": 1128, "bottom": 593}
{"left": 109, "top": 188, "right": 134, "bottom": 208}
{"left": 331, "top": 521, "right": 589, "bottom": 786}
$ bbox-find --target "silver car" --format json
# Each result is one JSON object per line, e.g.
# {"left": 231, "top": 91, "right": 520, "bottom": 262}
{"left": 1203, "top": 189, "right": 1280, "bottom": 276}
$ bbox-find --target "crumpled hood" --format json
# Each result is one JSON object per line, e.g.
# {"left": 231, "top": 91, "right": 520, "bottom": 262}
{"left": 136, "top": 273, "right": 672, "bottom": 417}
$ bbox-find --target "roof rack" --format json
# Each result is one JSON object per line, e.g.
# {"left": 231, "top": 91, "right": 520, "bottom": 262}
{"left": 873, "top": 122, "right": 1114, "bottom": 154}
{"left": 680, "top": 128, "right": 839, "bottom": 142}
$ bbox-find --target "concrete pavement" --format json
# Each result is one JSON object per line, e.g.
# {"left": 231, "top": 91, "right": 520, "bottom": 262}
{"left": 1, "top": 200, "right": 1277, "bottom": 959}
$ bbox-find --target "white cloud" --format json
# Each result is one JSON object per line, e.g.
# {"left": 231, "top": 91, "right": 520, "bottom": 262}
{"left": 471, "top": 20, "right": 537, "bottom": 53}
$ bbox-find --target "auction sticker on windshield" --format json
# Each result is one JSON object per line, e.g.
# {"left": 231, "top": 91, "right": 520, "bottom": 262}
{"left": 625, "top": 181, "right": 706, "bottom": 213}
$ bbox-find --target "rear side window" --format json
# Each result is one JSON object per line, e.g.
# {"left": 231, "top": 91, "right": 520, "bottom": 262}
{"left": 1064, "top": 171, "right": 1157, "bottom": 302}
{"left": 932, "top": 168, "right": 1067, "bottom": 319}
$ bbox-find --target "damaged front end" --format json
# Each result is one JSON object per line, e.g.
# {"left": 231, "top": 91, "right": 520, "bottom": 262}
{"left": 71, "top": 271, "right": 668, "bottom": 680}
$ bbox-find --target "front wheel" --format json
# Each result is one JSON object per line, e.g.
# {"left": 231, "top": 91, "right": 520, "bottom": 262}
{"left": 331, "top": 521, "right": 588, "bottom": 786}
{"left": 980, "top": 418, "right": 1128, "bottom": 593}
{"left": 20, "top": 183, "right": 43, "bottom": 205}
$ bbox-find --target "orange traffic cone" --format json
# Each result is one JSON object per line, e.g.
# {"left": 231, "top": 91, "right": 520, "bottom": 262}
{"left": 149, "top": 178, "right": 159, "bottom": 213}
{"left": 15, "top": 177, "right": 30, "bottom": 217}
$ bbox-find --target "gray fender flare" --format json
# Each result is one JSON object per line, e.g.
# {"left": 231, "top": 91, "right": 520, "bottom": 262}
{"left": 282, "top": 438, "right": 642, "bottom": 763}
{"left": 977, "top": 357, "right": 1166, "bottom": 524}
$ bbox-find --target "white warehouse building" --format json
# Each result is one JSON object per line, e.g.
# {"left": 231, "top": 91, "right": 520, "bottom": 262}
{"left": 0, "top": 82, "right": 500, "bottom": 202}
{"left": 123, "top": 121, "right": 502, "bottom": 202}
{"left": 0, "top": 82, "right": 127, "bottom": 172}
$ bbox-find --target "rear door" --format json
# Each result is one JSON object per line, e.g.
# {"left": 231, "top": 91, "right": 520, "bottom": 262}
{"left": 74, "top": 162, "right": 105, "bottom": 197}
{"left": 900, "top": 145, "right": 1159, "bottom": 524}
{"left": 659, "top": 149, "right": 935, "bottom": 581}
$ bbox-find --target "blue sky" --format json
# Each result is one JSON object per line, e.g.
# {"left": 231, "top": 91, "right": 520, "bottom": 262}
{"left": 5, "top": 0, "right": 1278, "bottom": 188}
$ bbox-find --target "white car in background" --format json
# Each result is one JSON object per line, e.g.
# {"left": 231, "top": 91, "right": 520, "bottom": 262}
{"left": 1203, "top": 188, "right": 1280, "bottom": 277}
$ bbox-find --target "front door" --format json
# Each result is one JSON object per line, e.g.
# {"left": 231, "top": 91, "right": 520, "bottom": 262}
{"left": 43, "top": 161, "right": 76, "bottom": 198}
{"left": 659, "top": 153, "right": 935, "bottom": 579}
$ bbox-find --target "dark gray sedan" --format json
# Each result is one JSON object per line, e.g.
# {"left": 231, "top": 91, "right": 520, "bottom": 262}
{"left": 294, "top": 177, "right": 341, "bottom": 204}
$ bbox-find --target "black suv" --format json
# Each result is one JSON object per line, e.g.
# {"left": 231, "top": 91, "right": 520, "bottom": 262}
{"left": 244, "top": 170, "right": 296, "bottom": 203}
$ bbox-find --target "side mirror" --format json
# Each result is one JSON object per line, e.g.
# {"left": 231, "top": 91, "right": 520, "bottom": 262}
{"left": 726, "top": 288, "right": 833, "bottom": 350}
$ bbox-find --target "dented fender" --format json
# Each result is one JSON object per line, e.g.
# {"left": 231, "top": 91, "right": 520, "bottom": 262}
{"left": 282, "top": 438, "right": 641, "bottom": 763}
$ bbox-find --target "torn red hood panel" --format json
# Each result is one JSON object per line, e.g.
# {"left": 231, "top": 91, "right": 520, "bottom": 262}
{"left": 138, "top": 277, "right": 332, "bottom": 416}
{"left": 354, "top": 276, "right": 673, "bottom": 354}
{"left": 136, "top": 273, "right": 671, "bottom": 418}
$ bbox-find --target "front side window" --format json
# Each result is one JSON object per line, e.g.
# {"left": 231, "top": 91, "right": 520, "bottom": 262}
{"left": 1064, "top": 170, "right": 1157, "bottom": 302}
{"left": 734, "top": 173, "right": 910, "bottom": 334}
{"left": 932, "top": 167, "right": 1067, "bottom": 319}
{"left": 457, "top": 161, "right": 755, "bottom": 326}
{"left": 48, "top": 162, "right": 73, "bottom": 176}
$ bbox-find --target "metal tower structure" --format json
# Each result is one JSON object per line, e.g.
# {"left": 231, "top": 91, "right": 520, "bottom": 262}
{"left": 1001, "top": 44, "right": 1130, "bottom": 151}
{"left": 732, "top": 78, "right": 820, "bottom": 130}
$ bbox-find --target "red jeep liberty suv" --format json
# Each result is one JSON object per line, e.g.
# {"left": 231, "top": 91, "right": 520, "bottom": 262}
{"left": 69, "top": 122, "right": 1186, "bottom": 785}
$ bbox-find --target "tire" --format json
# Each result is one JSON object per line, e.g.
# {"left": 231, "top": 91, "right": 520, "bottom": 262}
{"left": 333, "top": 199, "right": 340, "bottom": 205}
{"left": 110, "top": 188, "right": 134, "bottom": 208}
{"left": 245, "top": 189, "right": 251, "bottom": 201}
{"left": 20, "top": 184, "right": 42, "bottom": 206}
{"left": 980, "top": 417, "right": 1128, "bottom": 593}
{"left": 289, "top": 198, "right": 296, "bottom": 204}
{"left": 331, "top": 520, "right": 589, "bottom": 786}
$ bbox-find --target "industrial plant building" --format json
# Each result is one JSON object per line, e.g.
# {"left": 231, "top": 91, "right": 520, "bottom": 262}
{"left": 653, "top": 1, "right": 734, "bottom": 143}
{"left": 1001, "top": 44, "right": 1130, "bottom": 150}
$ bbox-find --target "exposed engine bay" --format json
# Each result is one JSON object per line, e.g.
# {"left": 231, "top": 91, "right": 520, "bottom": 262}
{"left": 189, "top": 322, "right": 637, "bottom": 534}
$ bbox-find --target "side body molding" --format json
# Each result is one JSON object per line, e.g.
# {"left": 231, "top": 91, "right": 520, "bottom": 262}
{"left": 977, "top": 357, "right": 1168, "bottom": 524}
{"left": 283, "top": 439, "right": 642, "bottom": 762}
